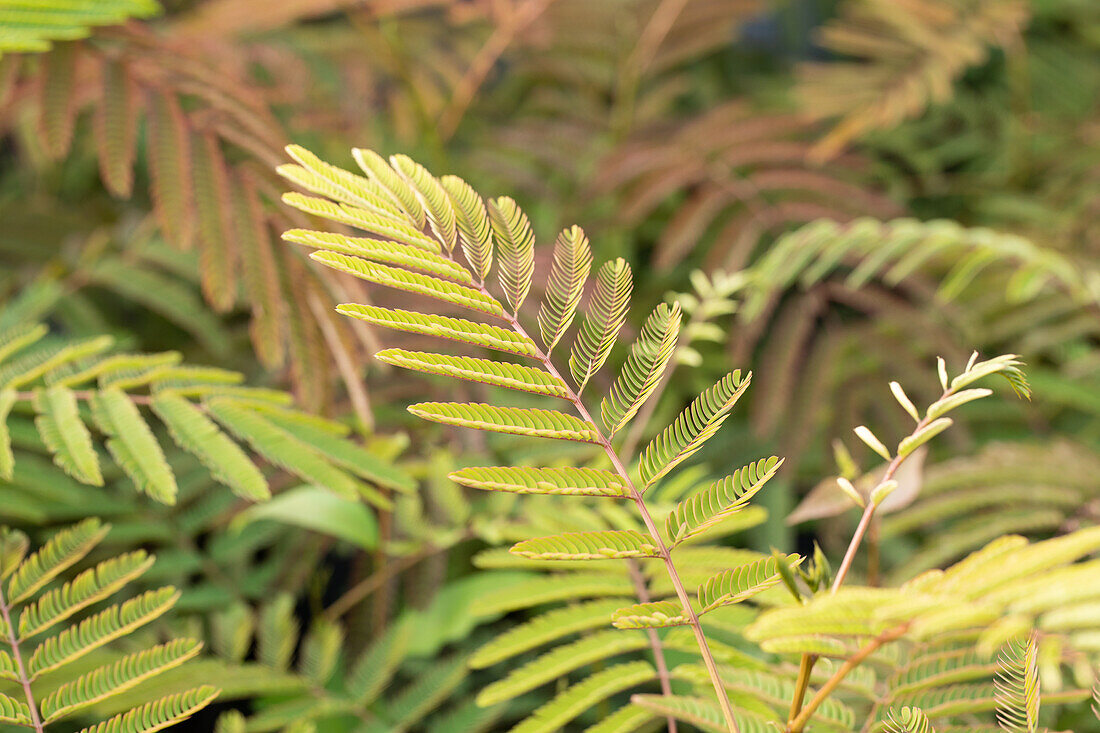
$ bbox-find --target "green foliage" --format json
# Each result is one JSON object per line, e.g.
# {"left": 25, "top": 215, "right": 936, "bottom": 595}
{"left": 0, "top": 0, "right": 160, "bottom": 55}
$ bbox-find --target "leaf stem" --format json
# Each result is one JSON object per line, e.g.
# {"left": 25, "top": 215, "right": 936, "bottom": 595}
{"left": 0, "top": 585, "right": 44, "bottom": 732}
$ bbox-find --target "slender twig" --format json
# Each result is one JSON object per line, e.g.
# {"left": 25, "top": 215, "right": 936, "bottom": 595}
{"left": 0, "top": 585, "right": 45, "bottom": 733}
{"left": 785, "top": 624, "right": 909, "bottom": 733}
{"left": 787, "top": 653, "right": 816, "bottom": 723}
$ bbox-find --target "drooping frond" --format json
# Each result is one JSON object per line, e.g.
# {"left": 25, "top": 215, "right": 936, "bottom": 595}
{"left": 440, "top": 175, "right": 493, "bottom": 282}
{"left": 283, "top": 229, "right": 472, "bottom": 283}
{"left": 569, "top": 258, "right": 633, "bottom": 391}
{"left": 510, "top": 530, "right": 660, "bottom": 561}
{"left": 882, "top": 706, "right": 934, "bottom": 733}
{"left": 995, "top": 636, "right": 1040, "bottom": 732}
{"left": 40, "top": 638, "right": 203, "bottom": 723}
{"left": 538, "top": 226, "right": 593, "bottom": 352}
{"left": 391, "top": 154, "right": 458, "bottom": 253}
{"left": 611, "top": 601, "right": 690, "bottom": 630}
{"left": 91, "top": 388, "right": 177, "bottom": 504}
{"left": 637, "top": 371, "right": 752, "bottom": 489}
{"left": 449, "top": 466, "right": 629, "bottom": 497}
{"left": 336, "top": 304, "right": 538, "bottom": 357}
{"left": 407, "top": 403, "right": 599, "bottom": 443}
{"left": 33, "top": 385, "right": 102, "bottom": 486}
{"left": 666, "top": 456, "right": 782, "bottom": 545}
{"left": 697, "top": 555, "right": 797, "bottom": 614}
{"left": 310, "top": 251, "right": 504, "bottom": 317}
{"left": 76, "top": 685, "right": 219, "bottom": 733}
{"left": 488, "top": 196, "right": 536, "bottom": 315}
{"left": 601, "top": 302, "right": 681, "bottom": 436}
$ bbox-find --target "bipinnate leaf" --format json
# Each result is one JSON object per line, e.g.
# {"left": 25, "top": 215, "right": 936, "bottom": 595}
{"left": 7, "top": 519, "right": 109, "bottom": 604}
{"left": 408, "top": 403, "right": 599, "bottom": 443}
{"left": 601, "top": 302, "right": 681, "bottom": 436}
{"left": 995, "top": 635, "right": 1040, "bottom": 732}
{"left": 637, "top": 371, "right": 751, "bottom": 489}
{"left": 666, "top": 456, "right": 782, "bottom": 545}
{"left": 75, "top": 685, "right": 219, "bottom": 733}
{"left": 283, "top": 228, "right": 472, "bottom": 283}
{"left": 375, "top": 349, "right": 568, "bottom": 398}
{"left": 441, "top": 175, "right": 493, "bottom": 282}
{"left": 508, "top": 662, "right": 655, "bottom": 733}
{"left": 338, "top": 304, "right": 538, "bottom": 357}
{"left": 510, "top": 530, "right": 660, "bottom": 561}
{"left": 391, "top": 154, "right": 458, "bottom": 252}
{"left": 697, "top": 555, "right": 800, "bottom": 613}
{"left": 569, "top": 258, "right": 632, "bottom": 391}
{"left": 34, "top": 385, "right": 102, "bottom": 486}
{"left": 611, "top": 601, "right": 690, "bottom": 629}
{"left": 351, "top": 148, "right": 425, "bottom": 226}
{"left": 91, "top": 388, "right": 177, "bottom": 504}
{"left": 489, "top": 196, "right": 536, "bottom": 314}
{"left": 281, "top": 192, "right": 440, "bottom": 253}
{"left": 538, "top": 226, "right": 593, "bottom": 352}
{"left": 449, "top": 466, "right": 629, "bottom": 497}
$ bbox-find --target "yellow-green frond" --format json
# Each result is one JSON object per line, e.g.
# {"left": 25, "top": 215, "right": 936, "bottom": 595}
{"left": 508, "top": 662, "right": 656, "bottom": 733}
{"left": 538, "top": 226, "right": 593, "bottom": 352}
{"left": 449, "top": 465, "right": 629, "bottom": 497}
{"left": 488, "top": 196, "right": 535, "bottom": 315}
{"left": 283, "top": 229, "right": 472, "bottom": 284}
{"left": 7, "top": 518, "right": 108, "bottom": 605}
{"left": 995, "top": 636, "right": 1040, "bottom": 733}
{"left": 611, "top": 601, "right": 690, "bottom": 629}
{"left": 666, "top": 456, "right": 782, "bottom": 546}
{"left": 0, "top": 692, "right": 32, "bottom": 726}
{"left": 569, "top": 258, "right": 632, "bottom": 392}
{"left": 441, "top": 175, "right": 493, "bottom": 282}
{"left": 337, "top": 304, "right": 538, "bottom": 357}
{"left": 351, "top": 148, "right": 425, "bottom": 227}
{"left": 280, "top": 192, "right": 439, "bottom": 253}
{"left": 408, "top": 402, "right": 599, "bottom": 443}
{"left": 697, "top": 555, "right": 799, "bottom": 614}
{"left": 882, "top": 706, "right": 934, "bottom": 733}
{"left": 637, "top": 371, "right": 751, "bottom": 489}
{"left": 375, "top": 349, "right": 568, "bottom": 398}
{"left": 391, "top": 154, "right": 457, "bottom": 252}
{"left": 33, "top": 385, "right": 102, "bottom": 486}
{"left": 510, "top": 530, "right": 660, "bottom": 561}
{"left": 76, "top": 685, "right": 219, "bottom": 733}
{"left": 0, "top": 389, "right": 15, "bottom": 481}
{"left": 91, "top": 388, "right": 177, "bottom": 504}
{"left": 282, "top": 145, "right": 406, "bottom": 220}
{"left": 601, "top": 302, "right": 681, "bottom": 436}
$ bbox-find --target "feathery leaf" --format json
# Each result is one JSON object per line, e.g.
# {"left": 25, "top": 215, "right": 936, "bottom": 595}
{"left": 376, "top": 349, "right": 567, "bottom": 398}
{"left": 449, "top": 465, "right": 629, "bottom": 497}
{"left": 338, "top": 304, "right": 538, "bottom": 357}
{"left": 601, "top": 302, "right": 681, "bottom": 436}
{"left": 488, "top": 196, "right": 535, "bottom": 315}
{"left": 697, "top": 555, "right": 799, "bottom": 613}
{"left": 91, "top": 388, "right": 177, "bottom": 504}
{"left": 391, "top": 154, "right": 457, "bottom": 252}
{"left": 408, "top": 402, "right": 599, "bottom": 443}
{"left": 33, "top": 385, "right": 102, "bottom": 486}
{"left": 441, "top": 175, "right": 493, "bottom": 282}
{"left": 538, "top": 226, "right": 593, "bottom": 352}
{"left": 510, "top": 530, "right": 660, "bottom": 560}
{"left": 666, "top": 456, "right": 782, "bottom": 545}
{"left": 569, "top": 258, "right": 632, "bottom": 391}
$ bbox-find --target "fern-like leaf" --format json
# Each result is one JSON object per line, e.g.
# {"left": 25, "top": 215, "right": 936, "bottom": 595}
{"left": 91, "top": 388, "right": 177, "bottom": 504}
{"left": 601, "top": 302, "right": 681, "bottom": 436}
{"left": 569, "top": 258, "right": 633, "bottom": 391}
{"left": 33, "top": 385, "right": 102, "bottom": 486}
{"left": 449, "top": 465, "right": 629, "bottom": 497}
{"left": 351, "top": 148, "right": 425, "bottom": 227}
{"left": 408, "top": 402, "right": 599, "bottom": 443}
{"left": 40, "top": 638, "right": 204, "bottom": 723}
{"left": 76, "top": 685, "right": 219, "bottom": 733}
{"left": 995, "top": 635, "right": 1040, "bottom": 732}
{"left": 281, "top": 192, "right": 440, "bottom": 253}
{"left": 538, "top": 226, "right": 593, "bottom": 352}
{"left": 7, "top": 519, "right": 108, "bottom": 605}
{"left": 0, "top": 692, "right": 31, "bottom": 726}
{"left": 151, "top": 393, "right": 269, "bottom": 501}
{"left": 611, "top": 601, "right": 690, "bottom": 629}
{"left": 509, "top": 661, "right": 656, "bottom": 733}
{"left": 337, "top": 304, "right": 538, "bottom": 357}
{"left": 376, "top": 349, "right": 568, "bottom": 398}
{"left": 488, "top": 196, "right": 535, "bottom": 315}
{"left": 666, "top": 456, "right": 782, "bottom": 545}
{"left": 510, "top": 530, "right": 660, "bottom": 560}
{"left": 637, "top": 371, "right": 751, "bottom": 489}
{"left": 281, "top": 145, "right": 406, "bottom": 221}
{"left": 283, "top": 229, "right": 472, "bottom": 283}
{"left": 697, "top": 555, "right": 798, "bottom": 613}
{"left": 441, "top": 175, "right": 493, "bottom": 282}
{"left": 391, "top": 154, "right": 457, "bottom": 252}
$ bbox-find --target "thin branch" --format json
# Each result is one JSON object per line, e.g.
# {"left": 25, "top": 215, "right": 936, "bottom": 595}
{"left": 0, "top": 585, "right": 45, "bottom": 732}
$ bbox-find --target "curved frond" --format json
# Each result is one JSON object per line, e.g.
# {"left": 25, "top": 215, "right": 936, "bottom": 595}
{"left": 76, "top": 685, "right": 219, "bottom": 733}
{"left": 283, "top": 229, "right": 472, "bottom": 284}
{"left": 637, "top": 371, "right": 751, "bottom": 489}
{"left": 7, "top": 518, "right": 108, "bottom": 605}
{"left": 611, "top": 601, "right": 689, "bottom": 629}
{"left": 407, "top": 402, "right": 599, "bottom": 443}
{"left": 449, "top": 465, "right": 629, "bottom": 497}
{"left": 509, "top": 661, "right": 656, "bottom": 733}
{"left": 151, "top": 393, "right": 270, "bottom": 501}
{"left": 441, "top": 175, "right": 493, "bottom": 282}
{"left": 91, "top": 388, "right": 177, "bottom": 504}
{"left": 666, "top": 456, "right": 782, "bottom": 546}
{"left": 281, "top": 192, "right": 440, "bottom": 253}
{"left": 0, "top": 692, "right": 32, "bottom": 726}
{"left": 33, "top": 385, "right": 102, "bottom": 486}
{"left": 601, "top": 302, "right": 681, "bottom": 436}
{"left": 569, "top": 258, "right": 632, "bottom": 392}
{"left": 510, "top": 530, "right": 660, "bottom": 561}
{"left": 697, "top": 555, "right": 798, "bottom": 614}
{"left": 488, "top": 196, "right": 535, "bottom": 315}
{"left": 281, "top": 144, "right": 406, "bottom": 220}
{"left": 337, "top": 304, "right": 538, "bottom": 357}
{"left": 375, "top": 349, "right": 568, "bottom": 398}
{"left": 310, "top": 252, "right": 504, "bottom": 318}
{"left": 538, "top": 226, "right": 593, "bottom": 352}
{"left": 40, "top": 638, "right": 204, "bottom": 723}
{"left": 351, "top": 148, "right": 425, "bottom": 227}
{"left": 995, "top": 636, "right": 1040, "bottom": 732}
{"left": 391, "top": 154, "right": 457, "bottom": 252}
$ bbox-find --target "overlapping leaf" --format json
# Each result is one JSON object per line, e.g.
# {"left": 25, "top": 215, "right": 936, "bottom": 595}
{"left": 538, "top": 226, "right": 593, "bottom": 352}
{"left": 569, "top": 258, "right": 632, "bottom": 391}
{"left": 337, "top": 304, "right": 538, "bottom": 357}
{"left": 697, "top": 555, "right": 798, "bottom": 613}
{"left": 666, "top": 456, "right": 782, "bottom": 545}
{"left": 601, "top": 302, "right": 681, "bottom": 436}
{"left": 488, "top": 196, "right": 535, "bottom": 315}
